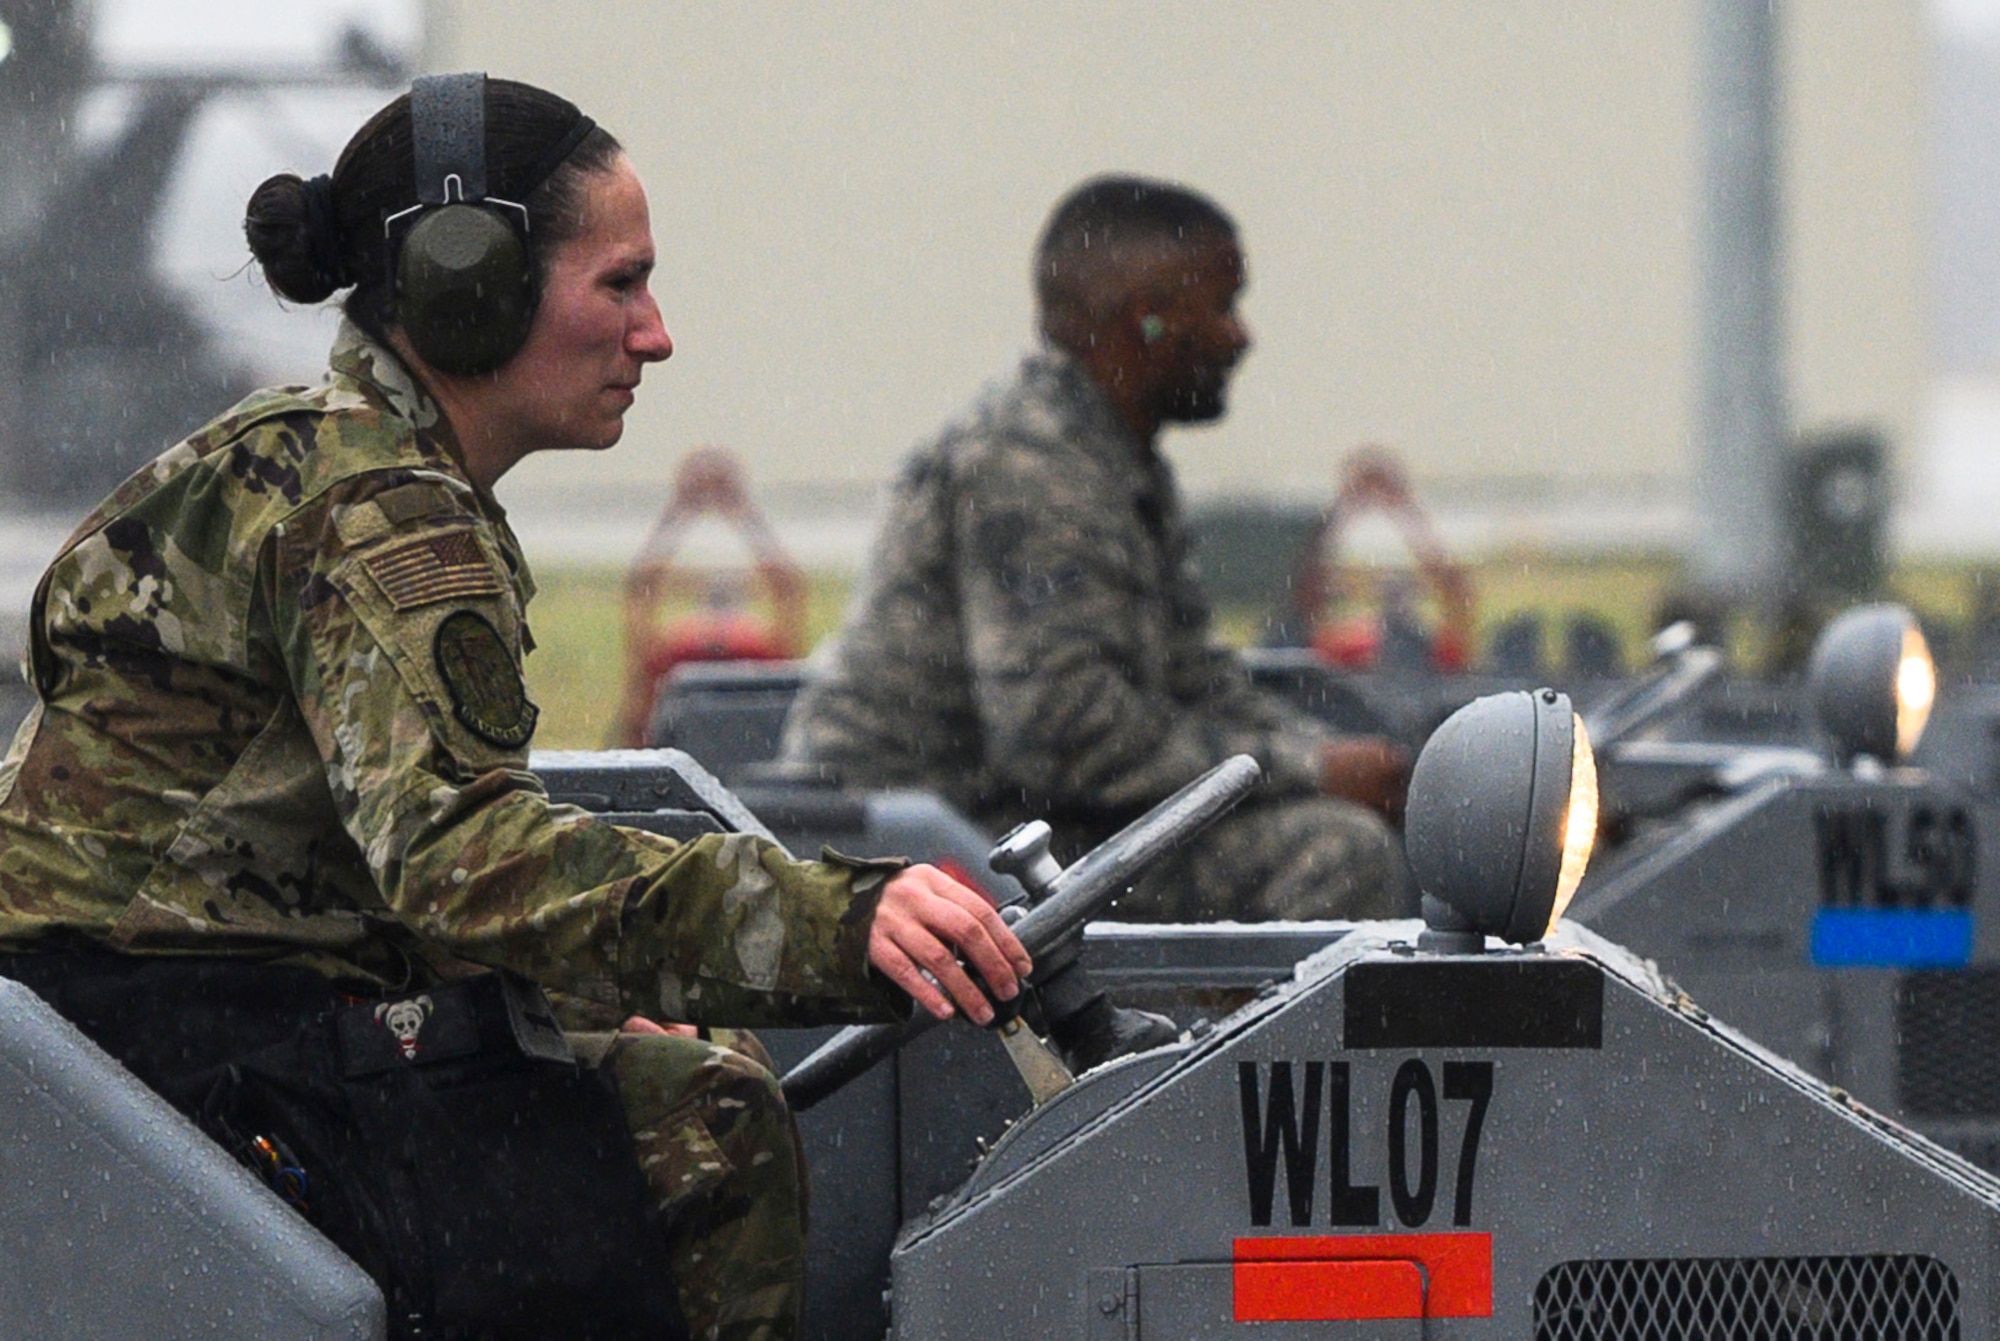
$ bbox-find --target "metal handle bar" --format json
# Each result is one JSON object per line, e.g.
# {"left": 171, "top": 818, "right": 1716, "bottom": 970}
{"left": 1581, "top": 638, "right": 1725, "bottom": 749}
{"left": 780, "top": 754, "right": 1260, "bottom": 1111}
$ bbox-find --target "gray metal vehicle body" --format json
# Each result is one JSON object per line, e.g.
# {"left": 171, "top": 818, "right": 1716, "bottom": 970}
{"left": 892, "top": 920, "right": 2000, "bottom": 1338}
{"left": 10, "top": 746, "right": 2000, "bottom": 1339}
{"left": 545, "top": 750, "right": 2000, "bottom": 1339}
{"left": 1911, "top": 682, "right": 2000, "bottom": 798}
{"left": 755, "top": 923, "right": 1356, "bottom": 1338}
{"left": 1572, "top": 759, "right": 2000, "bottom": 1169}
{"left": 0, "top": 977, "right": 386, "bottom": 1339}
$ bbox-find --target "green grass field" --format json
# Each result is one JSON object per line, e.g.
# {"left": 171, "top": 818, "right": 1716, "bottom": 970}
{"left": 524, "top": 554, "right": 2000, "bottom": 749}
{"left": 524, "top": 565, "right": 854, "bottom": 749}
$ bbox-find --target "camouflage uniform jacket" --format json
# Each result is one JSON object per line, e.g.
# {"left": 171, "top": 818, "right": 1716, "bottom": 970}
{"left": 0, "top": 322, "right": 900, "bottom": 1027}
{"left": 784, "top": 349, "right": 1330, "bottom": 839}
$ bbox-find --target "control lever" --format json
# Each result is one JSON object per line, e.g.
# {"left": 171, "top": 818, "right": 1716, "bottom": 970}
{"left": 980, "top": 896, "right": 1077, "bottom": 1107}
{"left": 989, "top": 822, "right": 1180, "bottom": 1081}
{"left": 991, "top": 1016, "right": 1075, "bottom": 1105}
{"left": 988, "top": 822, "right": 1064, "bottom": 894}
{"left": 1581, "top": 620, "right": 1725, "bottom": 749}
{"left": 781, "top": 755, "right": 1261, "bottom": 1112}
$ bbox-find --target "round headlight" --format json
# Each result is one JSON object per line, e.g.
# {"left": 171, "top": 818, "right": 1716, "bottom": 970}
{"left": 1806, "top": 604, "right": 1934, "bottom": 765}
{"left": 1405, "top": 688, "right": 1598, "bottom": 949}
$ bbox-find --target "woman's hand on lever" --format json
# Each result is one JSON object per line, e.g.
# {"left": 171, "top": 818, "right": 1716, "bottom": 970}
{"left": 867, "top": 865, "right": 1034, "bottom": 1024}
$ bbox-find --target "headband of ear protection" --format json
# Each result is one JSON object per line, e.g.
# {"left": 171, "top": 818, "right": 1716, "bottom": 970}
{"left": 386, "top": 73, "right": 595, "bottom": 377}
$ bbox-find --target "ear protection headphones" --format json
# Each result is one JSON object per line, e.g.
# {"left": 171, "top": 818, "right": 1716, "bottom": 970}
{"left": 386, "top": 73, "right": 593, "bottom": 377}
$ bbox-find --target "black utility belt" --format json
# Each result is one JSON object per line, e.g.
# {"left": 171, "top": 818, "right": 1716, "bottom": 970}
{"left": 335, "top": 971, "right": 574, "bottom": 1078}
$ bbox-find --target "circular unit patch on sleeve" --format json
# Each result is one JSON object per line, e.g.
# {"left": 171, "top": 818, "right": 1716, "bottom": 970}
{"left": 433, "top": 609, "right": 539, "bottom": 749}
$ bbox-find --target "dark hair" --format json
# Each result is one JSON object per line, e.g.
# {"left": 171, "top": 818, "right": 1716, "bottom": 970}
{"left": 243, "top": 77, "right": 623, "bottom": 341}
{"left": 1034, "top": 174, "right": 1236, "bottom": 332}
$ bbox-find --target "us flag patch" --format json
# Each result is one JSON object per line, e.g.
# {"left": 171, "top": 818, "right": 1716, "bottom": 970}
{"left": 362, "top": 531, "right": 505, "bottom": 610}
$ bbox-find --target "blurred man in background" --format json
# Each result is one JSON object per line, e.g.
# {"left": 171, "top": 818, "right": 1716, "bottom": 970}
{"left": 783, "top": 175, "right": 1408, "bottom": 921}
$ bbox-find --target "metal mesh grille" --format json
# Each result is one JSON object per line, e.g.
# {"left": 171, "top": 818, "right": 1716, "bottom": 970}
{"left": 1898, "top": 970, "right": 2000, "bottom": 1116}
{"left": 1534, "top": 1256, "right": 1958, "bottom": 1340}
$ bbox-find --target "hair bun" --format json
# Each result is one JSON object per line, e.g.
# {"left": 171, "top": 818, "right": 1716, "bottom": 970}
{"left": 243, "top": 171, "right": 349, "bottom": 304}
{"left": 299, "top": 175, "right": 352, "bottom": 292}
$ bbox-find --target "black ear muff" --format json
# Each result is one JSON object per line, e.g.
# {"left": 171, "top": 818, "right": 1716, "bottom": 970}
{"left": 398, "top": 205, "right": 533, "bottom": 375}
{"left": 390, "top": 72, "right": 536, "bottom": 376}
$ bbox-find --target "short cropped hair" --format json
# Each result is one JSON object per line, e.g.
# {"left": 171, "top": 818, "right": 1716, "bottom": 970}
{"left": 1034, "top": 175, "right": 1236, "bottom": 337}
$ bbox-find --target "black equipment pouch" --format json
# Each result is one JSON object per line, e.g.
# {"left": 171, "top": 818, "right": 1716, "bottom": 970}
{"left": 335, "top": 970, "right": 575, "bottom": 1076}
{"left": 0, "top": 953, "right": 687, "bottom": 1341}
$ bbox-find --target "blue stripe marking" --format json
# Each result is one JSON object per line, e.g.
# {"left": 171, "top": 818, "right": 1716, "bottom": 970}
{"left": 1810, "top": 909, "right": 1974, "bottom": 968}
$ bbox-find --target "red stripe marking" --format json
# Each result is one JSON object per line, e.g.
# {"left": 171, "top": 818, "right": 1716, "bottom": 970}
{"left": 1235, "top": 1259, "right": 1425, "bottom": 1322}
{"left": 1233, "top": 1233, "right": 1493, "bottom": 1320}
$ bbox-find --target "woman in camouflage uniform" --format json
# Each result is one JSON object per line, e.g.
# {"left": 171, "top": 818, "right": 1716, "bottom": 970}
{"left": 0, "top": 76, "right": 1027, "bottom": 1341}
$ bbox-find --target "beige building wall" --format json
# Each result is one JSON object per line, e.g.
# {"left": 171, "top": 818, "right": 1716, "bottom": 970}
{"left": 1787, "top": 2, "right": 1928, "bottom": 456}
{"left": 429, "top": 1, "right": 1926, "bottom": 554}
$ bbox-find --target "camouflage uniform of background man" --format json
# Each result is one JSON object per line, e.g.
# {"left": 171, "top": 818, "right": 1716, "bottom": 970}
{"left": 783, "top": 176, "right": 1410, "bottom": 921}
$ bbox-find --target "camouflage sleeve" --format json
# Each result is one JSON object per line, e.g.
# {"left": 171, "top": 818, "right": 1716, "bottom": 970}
{"left": 955, "top": 444, "right": 1325, "bottom": 813}
{"left": 1169, "top": 642, "right": 1330, "bottom": 792}
{"left": 268, "top": 480, "right": 904, "bottom": 1026}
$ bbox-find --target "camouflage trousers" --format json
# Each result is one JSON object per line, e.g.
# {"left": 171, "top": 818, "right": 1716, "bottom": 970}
{"left": 1100, "top": 793, "right": 1412, "bottom": 923}
{"left": 577, "top": 1028, "right": 807, "bottom": 1341}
